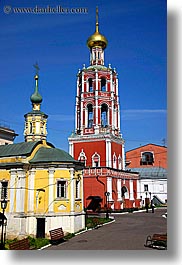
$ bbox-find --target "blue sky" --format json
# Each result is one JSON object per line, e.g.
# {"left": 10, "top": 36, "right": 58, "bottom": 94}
{"left": 0, "top": 0, "right": 167, "bottom": 152}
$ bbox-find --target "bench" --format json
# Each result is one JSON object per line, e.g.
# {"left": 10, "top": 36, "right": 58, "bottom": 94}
{"left": 9, "top": 237, "right": 35, "bottom": 250}
{"left": 49, "top": 227, "right": 64, "bottom": 245}
{"left": 144, "top": 233, "right": 167, "bottom": 250}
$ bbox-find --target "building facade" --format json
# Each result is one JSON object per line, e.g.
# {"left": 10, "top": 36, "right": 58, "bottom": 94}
{"left": 125, "top": 143, "right": 167, "bottom": 169}
{"left": 69, "top": 9, "right": 140, "bottom": 210}
{"left": 126, "top": 144, "right": 167, "bottom": 205}
{"left": 0, "top": 126, "right": 18, "bottom": 145}
{"left": 0, "top": 72, "right": 85, "bottom": 239}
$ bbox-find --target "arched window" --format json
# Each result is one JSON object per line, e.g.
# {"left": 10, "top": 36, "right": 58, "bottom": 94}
{"left": 88, "top": 78, "right": 93, "bottom": 92}
{"left": 140, "top": 152, "right": 154, "bottom": 165}
{"left": 101, "top": 78, "right": 106, "bottom": 91}
{"left": 101, "top": 104, "right": 108, "bottom": 127}
{"left": 113, "top": 153, "right": 117, "bottom": 169}
{"left": 118, "top": 155, "right": 122, "bottom": 170}
{"left": 121, "top": 186, "right": 127, "bottom": 197}
{"left": 92, "top": 153, "right": 100, "bottom": 167}
{"left": 30, "top": 122, "right": 33, "bottom": 133}
{"left": 78, "top": 149, "right": 87, "bottom": 166}
{"left": 121, "top": 186, "right": 129, "bottom": 199}
{"left": 87, "top": 104, "right": 93, "bottom": 128}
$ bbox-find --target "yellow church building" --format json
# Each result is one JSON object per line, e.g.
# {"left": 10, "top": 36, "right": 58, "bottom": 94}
{"left": 0, "top": 70, "right": 85, "bottom": 239}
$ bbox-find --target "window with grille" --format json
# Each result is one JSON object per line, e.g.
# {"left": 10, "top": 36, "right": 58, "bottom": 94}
{"left": 144, "top": 184, "right": 148, "bottom": 192}
{"left": 140, "top": 152, "right": 154, "bottom": 165}
{"left": 57, "top": 180, "right": 67, "bottom": 198}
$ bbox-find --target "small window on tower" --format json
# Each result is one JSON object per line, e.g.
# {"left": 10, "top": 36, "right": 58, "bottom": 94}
{"left": 101, "top": 104, "right": 108, "bottom": 127}
{"left": 30, "top": 122, "right": 33, "bottom": 133}
{"left": 101, "top": 78, "right": 106, "bottom": 91}
{"left": 88, "top": 78, "right": 93, "bottom": 92}
{"left": 87, "top": 104, "right": 93, "bottom": 128}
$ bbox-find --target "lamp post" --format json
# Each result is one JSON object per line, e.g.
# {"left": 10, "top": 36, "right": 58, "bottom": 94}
{"left": 105, "top": 192, "right": 110, "bottom": 219}
{"left": 0, "top": 198, "right": 8, "bottom": 250}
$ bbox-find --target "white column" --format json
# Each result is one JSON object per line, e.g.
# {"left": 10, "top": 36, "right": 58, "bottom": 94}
{"left": 106, "top": 138, "right": 112, "bottom": 167}
{"left": 16, "top": 169, "right": 26, "bottom": 213}
{"left": 122, "top": 144, "right": 125, "bottom": 170}
{"left": 9, "top": 169, "right": 17, "bottom": 213}
{"left": 129, "top": 179, "right": 134, "bottom": 200}
{"left": 95, "top": 70, "right": 99, "bottom": 133}
{"left": 48, "top": 168, "right": 55, "bottom": 213}
{"left": 69, "top": 142, "right": 74, "bottom": 157}
{"left": 107, "top": 177, "right": 112, "bottom": 201}
{"left": 116, "top": 78, "right": 121, "bottom": 131}
{"left": 137, "top": 179, "right": 141, "bottom": 199}
{"left": 28, "top": 169, "right": 35, "bottom": 213}
{"left": 70, "top": 168, "right": 75, "bottom": 213}
{"left": 117, "top": 179, "right": 122, "bottom": 200}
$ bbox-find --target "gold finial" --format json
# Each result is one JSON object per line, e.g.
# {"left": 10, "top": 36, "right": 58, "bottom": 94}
{"left": 33, "top": 62, "right": 40, "bottom": 80}
{"left": 96, "top": 6, "right": 99, "bottom": 32}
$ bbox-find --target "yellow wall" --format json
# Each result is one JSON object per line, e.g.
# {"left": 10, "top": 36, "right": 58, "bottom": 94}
{"left": 34, "top": 169, "right": 49, "bottom": 214}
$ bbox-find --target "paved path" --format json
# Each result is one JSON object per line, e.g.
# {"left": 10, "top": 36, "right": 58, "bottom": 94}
{"left": 44, "top": 208, "right": 167, "bottom": 250}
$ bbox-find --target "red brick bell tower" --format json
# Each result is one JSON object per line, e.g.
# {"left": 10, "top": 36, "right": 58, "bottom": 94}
{"left": 69, "top": 8, "right": 140, "bottom": 211}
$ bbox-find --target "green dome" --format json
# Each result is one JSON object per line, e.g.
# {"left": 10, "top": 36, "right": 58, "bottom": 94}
{"left": 31, "top": 74, "right": 42, "bottom": 104}
{"left": 30, "top": 91, "right": 42, "bottom": 104}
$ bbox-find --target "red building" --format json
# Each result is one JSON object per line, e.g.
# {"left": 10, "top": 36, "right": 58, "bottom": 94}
{"left": 69, "top": 9, "right": 140, "bottom": 210}
{"left": 125, "top": 144, "right": 167, "bottom": 169}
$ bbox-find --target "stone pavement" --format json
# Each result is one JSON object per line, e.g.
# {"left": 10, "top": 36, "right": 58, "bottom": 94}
{"left": 44, "top": 208, "right": 167, "bottom": 250}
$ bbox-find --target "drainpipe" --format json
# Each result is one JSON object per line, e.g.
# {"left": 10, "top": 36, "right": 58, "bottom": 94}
{"left": 96, "top": 175, "right": 106, "bottom": 209}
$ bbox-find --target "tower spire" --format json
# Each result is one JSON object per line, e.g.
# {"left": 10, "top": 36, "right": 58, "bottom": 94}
{"left": 96, "top": 6, "right": 99, "bottom": 33}
{"left": 30, "top": 63, "right": 42, "bottom": 108}
{"left": 24, "top": 64, "right": 48, "bottom": 142}
{"left": 87, "top": 7, "right": 108, "bottom": 50}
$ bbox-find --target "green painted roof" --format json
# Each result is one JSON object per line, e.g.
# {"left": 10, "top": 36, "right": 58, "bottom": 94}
{"left": 0, "top": 141, "right": 41, "bottom": 158}
{"left": 129, "top": 167, "right": 167, "bottom": 179}
{"left": 29, "top": 147, "right": 77, "bottom": 164}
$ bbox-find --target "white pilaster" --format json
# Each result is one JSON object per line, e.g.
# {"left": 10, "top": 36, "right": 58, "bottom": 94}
{"left": 16, "top": 169, "right": 26, "bottom": 213}
{"left": 95, "top": 71, "right": 99, "bottom": 133}
{"left": 122, "top": 144, "right": 125, "bottom": 170}
{"left": 106, "top": 138, "right": 112, "bottom": 167}
{"left": 117, "top": 179, "right": 122, "bottom": 200}
{"left": 69, "top": 142, "right": 74, "bottom": 157}
{"left": 9, "top": 169, "right": 17, "bottom": 213}
{"left": 70, "top": 168, "right": 75, "bottom": 212}
{"left": 48, "top": 167, "right": 55, "bottom": 213}
{"left": 129, "top": 179, "right": 134, "bottom": 200}
{"left": 107, "top": 177, "right": 112, "bottom": 201}
{"left": 28, "top": 169, "right": 35, "bottom": 213}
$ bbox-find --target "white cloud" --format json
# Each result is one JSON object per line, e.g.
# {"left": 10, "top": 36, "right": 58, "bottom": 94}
{"left": 121, "top": 109, "right": 167, "bottom": 121}
{"left": 49, "top": 114, "right": 74, "bottom": 121}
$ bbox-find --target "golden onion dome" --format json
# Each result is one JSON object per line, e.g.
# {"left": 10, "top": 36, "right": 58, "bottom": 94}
{"left": 87, "top": 7, "right": 108, "bottom": 50}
